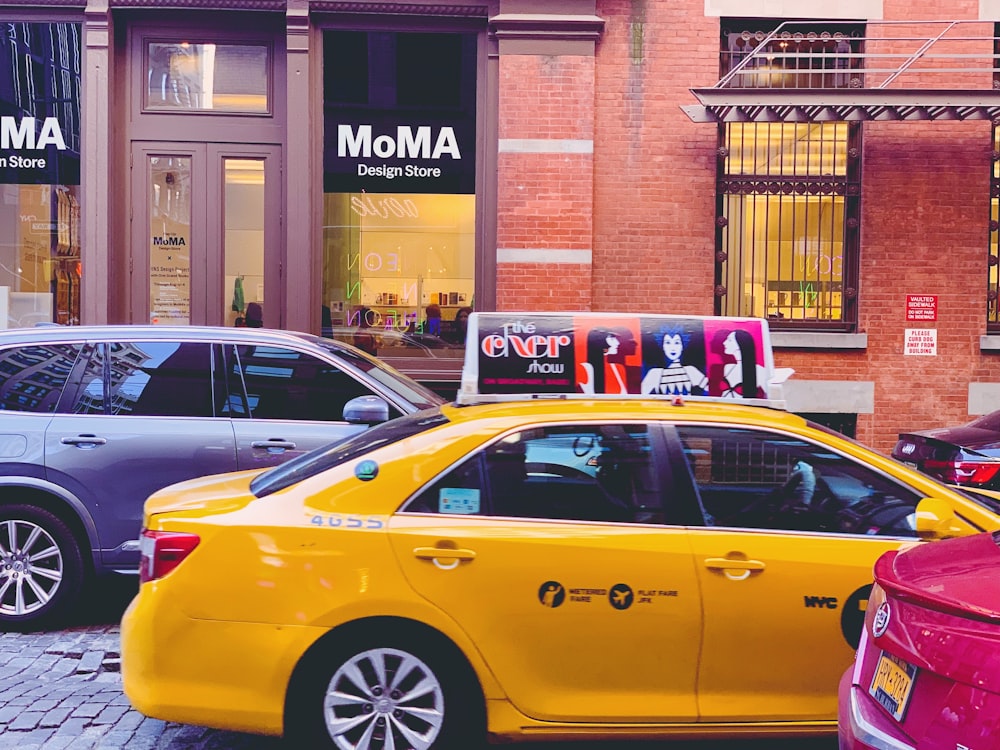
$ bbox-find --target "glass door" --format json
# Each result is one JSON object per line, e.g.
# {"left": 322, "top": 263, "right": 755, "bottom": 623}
{"left": 130, "top": 142, "right": 282, "bottom": 327}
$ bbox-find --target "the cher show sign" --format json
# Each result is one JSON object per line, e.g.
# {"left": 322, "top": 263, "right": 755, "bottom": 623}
{"left": 324, "top": 121, "right": 475, "bottom": 195}
{"left": 0, "top": 22, "right": 81, "bottom": 187}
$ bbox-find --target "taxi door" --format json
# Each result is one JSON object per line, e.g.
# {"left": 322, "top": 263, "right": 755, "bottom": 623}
{"left": 388, "top": 422, "right": 704, "bottom": 723}
{"left": 672, "top": 423, "right": 922, "bottom": 723}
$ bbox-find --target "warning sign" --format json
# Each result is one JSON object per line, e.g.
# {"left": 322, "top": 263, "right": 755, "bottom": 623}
{"left": 906, "top": 295, "right": 937, "bottom": 321}
{"left": 904, "top": 328, "right": 937, "bottom": 356}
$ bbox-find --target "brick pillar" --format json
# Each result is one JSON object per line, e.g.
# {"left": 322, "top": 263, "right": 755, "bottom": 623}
{"left": 491, "top": 3, "right": 604, "bottom": 311}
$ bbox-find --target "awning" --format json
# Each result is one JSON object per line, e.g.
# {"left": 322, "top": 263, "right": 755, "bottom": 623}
{"left": 683, "top": 87, "right": 1000, "bottom": 124}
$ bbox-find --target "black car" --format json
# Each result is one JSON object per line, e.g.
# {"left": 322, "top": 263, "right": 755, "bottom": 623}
{"left": 893, "top": 410, "right": 1000, "bottom": 489}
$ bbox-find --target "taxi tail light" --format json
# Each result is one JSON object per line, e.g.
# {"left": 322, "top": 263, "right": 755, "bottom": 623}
{"left": 922, "top": 459, "right": 1000, "bottom": 486}
{"left": 139, "top": 529, "right": 200, "bottom": 583}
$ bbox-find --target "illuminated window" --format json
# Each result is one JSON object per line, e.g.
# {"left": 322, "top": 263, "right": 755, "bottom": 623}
{"left": 145, "top": 42, "right": 269, "bottom": 113}
{"left": 990, "top": 125, "right": 1000, "bottom": 329}
{"left": 0, "top": 22, "right": 82, "bottom": 328}
{"left": 715, "top": 22, "right": 863, "bottom": 330}
{"left": 322, "top": 30, "right": 477, "bottom": 352}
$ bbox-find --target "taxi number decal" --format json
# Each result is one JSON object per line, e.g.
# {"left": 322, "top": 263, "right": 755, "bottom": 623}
{"left": 309, "top": 515, "right": 384, "bottom": 529}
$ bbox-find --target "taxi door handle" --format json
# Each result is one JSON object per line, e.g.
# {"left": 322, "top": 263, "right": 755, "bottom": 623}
{"left": 413, "top": 547, "right": 476, "bottom": 570}
{"left": 704, "top": 558, "right": 766, "bottom": 571}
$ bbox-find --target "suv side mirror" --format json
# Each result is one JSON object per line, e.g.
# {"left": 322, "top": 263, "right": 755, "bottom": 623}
{"left": 915, "top": 497, "right": 964, "bottom": 539}
{"left": 343, "top": 395, "right": 390, "bottom": 425}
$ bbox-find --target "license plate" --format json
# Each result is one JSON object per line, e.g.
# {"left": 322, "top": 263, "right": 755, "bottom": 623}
{"left": 869, "top": 651, "right": 918, "bottom": 722}
{"left": 901, "top": 460, "right": 916, "bottom": 468}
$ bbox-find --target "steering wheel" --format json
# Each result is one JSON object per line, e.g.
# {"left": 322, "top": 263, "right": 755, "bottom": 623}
{"left": 525, "top": 462, "right": 593, "bottom": 480}
{"left": 572, "top": 435, "right": 597, "bottom": 457}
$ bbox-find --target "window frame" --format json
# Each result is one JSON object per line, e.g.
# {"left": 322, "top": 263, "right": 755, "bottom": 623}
{"left": 141, "top": 37, "right": 273, "bottom": 117}
{"left": 714, "top": 20, "right": 864, "bottom": 332}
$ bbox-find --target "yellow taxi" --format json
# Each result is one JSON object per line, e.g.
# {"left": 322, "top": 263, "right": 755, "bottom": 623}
{"left": 121, "top": 313, "right": 1000, "bottom": 748}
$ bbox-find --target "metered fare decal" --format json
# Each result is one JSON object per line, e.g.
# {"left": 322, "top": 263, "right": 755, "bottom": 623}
{"left": 538, "top": 581, "right": 679, "bottom": 610}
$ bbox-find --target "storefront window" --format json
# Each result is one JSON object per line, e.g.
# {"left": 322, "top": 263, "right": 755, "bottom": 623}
{"left": 0, "top": 22, "right": 82, "bottom": 328}
{"left": 145, "top": 42, "right": 269, "bottom": 113}
{"left": 322, "top": 29, "right": 477, "bottom": 354}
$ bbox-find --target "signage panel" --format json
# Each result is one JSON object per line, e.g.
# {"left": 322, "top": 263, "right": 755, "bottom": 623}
{"left": 462, "top": 312, "right": 792, "bottom": 402}
{"left": 905, "top": 295, "right": 937, "bottom": 321}
{"left": 0, "top": 23, "right": 81, "bottom": 186}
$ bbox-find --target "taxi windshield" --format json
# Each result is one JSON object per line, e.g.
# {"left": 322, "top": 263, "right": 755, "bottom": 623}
{"left": 249, "top": 409, "right": 449, "bottom": 498}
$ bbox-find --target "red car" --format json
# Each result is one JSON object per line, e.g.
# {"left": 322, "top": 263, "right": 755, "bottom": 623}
{"left": 839, "top": 531, "right": 1000, "bottom": 750}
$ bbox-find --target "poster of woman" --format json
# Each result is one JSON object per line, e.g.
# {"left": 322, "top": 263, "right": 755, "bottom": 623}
{"left": 574, "top": 317, "right": 642, "bottom": 394}
{"left": 703, "top": 319, "right": 768, "bottom": 399}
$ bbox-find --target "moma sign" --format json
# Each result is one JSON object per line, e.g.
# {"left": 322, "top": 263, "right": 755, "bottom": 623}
{"left": 0, "top": 22, "right": 81, "bottom": 186}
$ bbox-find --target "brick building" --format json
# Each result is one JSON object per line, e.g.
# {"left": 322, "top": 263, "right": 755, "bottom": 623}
{"left": 3, "top": 0, "right": 1000, "bottom": 451}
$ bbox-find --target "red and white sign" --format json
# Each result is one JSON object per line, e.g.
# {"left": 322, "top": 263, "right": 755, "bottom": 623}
{"left": 906, "top": 294, "right": 937, "bottom": 321}
{"left": 904, "top": 328, "right": 937, "bottom": 356}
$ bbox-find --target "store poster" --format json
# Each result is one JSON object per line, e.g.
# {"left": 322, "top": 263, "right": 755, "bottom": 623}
{"left": 474, "top": 313, "right": 770, "bottom": 399}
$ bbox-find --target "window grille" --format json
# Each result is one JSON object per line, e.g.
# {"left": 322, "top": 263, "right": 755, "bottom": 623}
{"left": 990, "top": 25, "right": 1000, "bottom": 330}
{"left": 991, "top": 125, "right": 1000, "bottom": 330}
{"left": 715, "top": 22, "right": 863, "bottom": 330}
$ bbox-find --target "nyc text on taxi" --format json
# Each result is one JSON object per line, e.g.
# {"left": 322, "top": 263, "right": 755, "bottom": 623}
{"left": 121, "top": 314, "right": 1000, "bottom": 748}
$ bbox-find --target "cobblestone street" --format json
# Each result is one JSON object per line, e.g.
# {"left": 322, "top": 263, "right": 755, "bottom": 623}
{"left": 0, "top": 577, "right": 282, "bottom": 750}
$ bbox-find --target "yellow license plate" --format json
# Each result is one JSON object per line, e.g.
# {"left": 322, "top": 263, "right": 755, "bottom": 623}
{"left": 868, "top": 651, "right": 918, "bottom": 722}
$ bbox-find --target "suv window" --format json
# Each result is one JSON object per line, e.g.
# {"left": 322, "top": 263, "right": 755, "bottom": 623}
{"left": 107, "top": 341, "right": 216, "bottom": 417}
{"left": 0, "top": 343, "right": 83, "bottom": 413}
{"left": 250, "top": 410, "right": 450, "bottom": 498}
{"left": 228, "top": 343, "right": 402, "bottom": 421}
{"left": 406, "top": 424, "right": 664, "bottom": 523}
{"left": 676, "top": 425, "right": 920, "bottom": 536}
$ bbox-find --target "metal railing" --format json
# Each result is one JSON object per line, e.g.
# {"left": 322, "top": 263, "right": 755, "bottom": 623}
{"left": 718, "top": 19, "right": 999, "bottom": 91}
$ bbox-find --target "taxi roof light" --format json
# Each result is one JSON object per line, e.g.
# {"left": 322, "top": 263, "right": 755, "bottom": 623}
{"left": 456, "top": 312, "right": 793, "bottom": 410}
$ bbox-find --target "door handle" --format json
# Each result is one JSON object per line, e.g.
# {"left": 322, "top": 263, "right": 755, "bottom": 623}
{"left": 413, "top": 546, "right": 477, "bottom": 570}
{"left": 60, "top": 435, "right": 107, "bottom": 447}
{"left": 704, "top": 557, "right": 766, "bottom": 581}
{"left": 250, "top": 440, "right": 297, "bottom": 450}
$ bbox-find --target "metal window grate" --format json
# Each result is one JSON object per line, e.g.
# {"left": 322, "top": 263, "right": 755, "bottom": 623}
{"left": 990, "top": 125, "right": 1000, "bottom": 330}
{"left": 715, "top": 22, "right": 862, "bottom": 331}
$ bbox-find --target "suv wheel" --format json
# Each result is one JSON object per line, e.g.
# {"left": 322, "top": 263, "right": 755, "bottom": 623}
{"left": 0, "top": 505, "right": 84, "bottom": 631}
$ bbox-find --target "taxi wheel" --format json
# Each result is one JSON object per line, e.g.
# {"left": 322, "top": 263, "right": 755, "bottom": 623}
{"left": 0, "top": 504, "right": 84, "bottom": 631}
{"left": 288, "top": 630, "right": 485, "bottom": 750}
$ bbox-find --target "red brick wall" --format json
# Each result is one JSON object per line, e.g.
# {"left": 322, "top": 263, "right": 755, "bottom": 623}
{"left": 496, "top": 55, "right": 595, "bottom": 311}
{"left": 496, "top": 0, "right": 1000, "bottom": 453}
{"left": 592, "top": 1, "right": 719, "bottom": 316}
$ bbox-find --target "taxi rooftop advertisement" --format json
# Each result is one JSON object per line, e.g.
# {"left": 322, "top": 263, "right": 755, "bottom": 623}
{"left": 462, "top": 312, "right": 788, "bottom": 401}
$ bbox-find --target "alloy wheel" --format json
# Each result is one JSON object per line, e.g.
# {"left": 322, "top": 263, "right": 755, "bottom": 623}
{"left": 323, "top": 647, "right": 445, "bottom": 750}
{"left": 0, "top": 518, "right": 64, "bottom": 617}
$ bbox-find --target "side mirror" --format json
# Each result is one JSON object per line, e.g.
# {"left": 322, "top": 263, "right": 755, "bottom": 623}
{"left": 915, "top": 497, "right": 964, "bottom": 539}
{"left": 343, "top": 395, "right": 390, "bottom": 425}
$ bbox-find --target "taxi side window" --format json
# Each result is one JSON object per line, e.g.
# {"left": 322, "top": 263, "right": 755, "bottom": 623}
{"left": 405, "top": 424, "right": 665, "bottom": 524}
{"left": 675, "top": 425, "right": 919, "bottom": 537}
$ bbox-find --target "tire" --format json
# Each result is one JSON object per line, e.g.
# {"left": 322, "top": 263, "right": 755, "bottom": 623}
{"left": 0, "top": 504, "right": 84, "bottom": 631}
{"left": 287, "top": 628, "right": 485, "bottom": 750}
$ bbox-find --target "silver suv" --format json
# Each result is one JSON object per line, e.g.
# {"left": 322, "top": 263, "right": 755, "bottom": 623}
{"left": 0, "top": 325, "right": 444, "bottom": 629}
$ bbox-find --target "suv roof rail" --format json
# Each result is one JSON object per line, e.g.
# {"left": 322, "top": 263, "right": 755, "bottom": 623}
{"left": 458, "top": 312, "right": 793, "bottom": 409}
